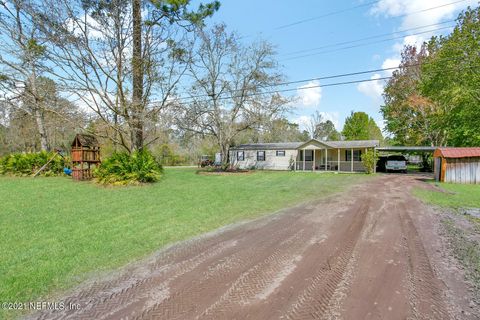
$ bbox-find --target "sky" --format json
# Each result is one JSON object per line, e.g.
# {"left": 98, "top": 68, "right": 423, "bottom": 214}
{"left": 200, "top": 0, "right": 478, "bottom": 134}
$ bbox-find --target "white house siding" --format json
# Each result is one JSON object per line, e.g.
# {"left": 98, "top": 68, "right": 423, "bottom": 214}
{"left": 230, "top": 149, "right": 298, "bottom": 170}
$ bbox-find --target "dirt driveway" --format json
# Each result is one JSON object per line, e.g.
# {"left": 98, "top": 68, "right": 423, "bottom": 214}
{"left": 31, "top": 175, "right": 478, "bottom": 320}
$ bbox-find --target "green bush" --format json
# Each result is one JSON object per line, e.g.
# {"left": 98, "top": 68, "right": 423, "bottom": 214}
{"left": 0, "top": 151, "right": 67, "bottom": 176}
{"left": 361, "top": 149, "right": 378, "bottom": 174}
{"left": 94, "top": 150, "right": 163, "bottom": 185}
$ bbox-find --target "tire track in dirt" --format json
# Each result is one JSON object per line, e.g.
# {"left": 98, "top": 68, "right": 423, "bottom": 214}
{"left": 399, "top": 202, "right": 450, "bottom": 320}
{"left": 196, "top": 229, "right": 312, "bottom": 319}
{"left": 281, "top": 200, "right": 370, "bottom": 320}
{"left": 126, "top": 220, "right": 310, "bottom": 320}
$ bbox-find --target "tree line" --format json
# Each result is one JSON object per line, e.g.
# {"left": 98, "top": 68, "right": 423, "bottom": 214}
{"left": 0, "top": 0, "right": 388, "bottom": 164}
{"left": 382, "top": 6, "right": 480, "bottom": 147}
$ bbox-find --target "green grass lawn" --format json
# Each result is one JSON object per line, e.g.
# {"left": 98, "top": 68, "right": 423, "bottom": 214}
{"left": 413, "top": 182, "right": 480, "bottom": 208}
{"left": 0, "top": 169, "right": 369, "bottom": 318}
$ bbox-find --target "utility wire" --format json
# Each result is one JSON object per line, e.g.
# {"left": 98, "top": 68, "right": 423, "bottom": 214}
{"left": 275, "top": 0, "right": 381, "bottom": 30}
{"left": 280, "top": 20, "right": 456, "bottom": 57}
{"left": 153, "top": 77, "right": 392, "bottom": 106}
{"left": 151, "top": 54, "right": 475, "bottom": 105}
{"left": 274, "top": 0, "right": 468, "bottom": 31}
{"left": 282, "top": 25, "right": 454, "bottom": 61}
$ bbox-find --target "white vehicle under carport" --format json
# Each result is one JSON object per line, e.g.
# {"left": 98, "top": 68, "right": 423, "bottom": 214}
{"left": 385, "top": 155, "right": 408, "bottom": 173}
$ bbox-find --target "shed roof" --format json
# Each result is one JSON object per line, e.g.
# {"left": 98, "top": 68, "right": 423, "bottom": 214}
{"left": 71, "top": 133, "right": 100, "bottom": 147}
{"left": 434, "top": 147, "right": 480, "bottom": 158}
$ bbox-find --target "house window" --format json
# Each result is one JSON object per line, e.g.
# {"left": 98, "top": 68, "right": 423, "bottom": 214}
{"left": 237, "top": 151, "right": 244, "bottom": 161}
{"left": 345, "top": 150, "right": 362, "bottom": 161}
{"left": 304, "top": 150, "right": 313, "bottom": 161}
{"left": 257, "top": 151, "right": 266, "bottom": 161}
{"left": 276, "top": 150, "right": 286, "bottom": 157}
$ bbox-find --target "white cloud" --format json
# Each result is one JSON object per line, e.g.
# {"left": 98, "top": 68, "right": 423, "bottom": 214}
{"left": 372, "top": 0, "right": 475, "bottom": 71}
{"left": 296, "top": 80, "right": 322, "bottom": 108}
{"left": 381, "top": 58, "right": 401, "bottom": 75}
{"left": 357, "top": 74, "right": 384, "bottom": 101}
{"left": 319, "top": 111, "right": 340, "bottom": 129}
{"left": 371, "top": 0, "right": 476, "bottom": 30}
{"left": 292, "top": 111, "right": 340, "bottom": 132}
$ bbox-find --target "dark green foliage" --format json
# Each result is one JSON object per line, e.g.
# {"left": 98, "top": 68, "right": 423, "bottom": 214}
{"left": 0, "top": 152, "right": 67, "bottom": 176}
{"left": 382, "top": 7, "right": 480, "bottom": 147}
{"left": 361, "top": 149, "right": 378, "bottom": 174}
{"left": 94, "top": 150, "right": 163, "bottom": 185}
{"left": 342, "top": 111, "right": 384, "bottom": 142}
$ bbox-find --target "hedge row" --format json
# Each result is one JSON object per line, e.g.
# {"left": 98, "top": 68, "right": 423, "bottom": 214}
{"left": 0, "top": 151, "right": 67, "bottom": 176}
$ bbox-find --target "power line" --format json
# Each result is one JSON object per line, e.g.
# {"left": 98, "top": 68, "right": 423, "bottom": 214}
{"left": 281, "top": 25, "right": 454, "bottom": 61}
{"left": 274, "top": 0, "right": 468, "bottom": 31}
{"left": 150, "top": 55, "right": 472, "bottom": 105}
{"left": 275, "top": 1, "right": 381, "bottom": 30}
{"left": 156, "top": 77, "right": 392, "bottom": 105}
{"left": 280, "top": 20, "right": 456, "bottom": 57}
{"left": 154, "top": 66, "right": 400, "bottom": 104}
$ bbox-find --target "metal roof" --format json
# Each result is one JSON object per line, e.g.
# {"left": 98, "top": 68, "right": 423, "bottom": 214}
{"left": 376, "top": 146, "right": 437, "bottom": 152}
{"left": 230, "top": 142, "right": 303, "bottom": 150}
{"left": 324, "top": 140, "right": 380, "bottom": 148}
{"left": 434, "top": 147, "right": 480, "bottom": 158}
{"left": 230, "top": 139, "right": 380, "bottom": 150}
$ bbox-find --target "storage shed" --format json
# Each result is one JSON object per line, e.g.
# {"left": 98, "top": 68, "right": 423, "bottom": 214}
{"left": 433, "top": 147, "right": 480, "bottom": 184}
{"left": 71, "top": 134, "right": 101, "bottom": 180}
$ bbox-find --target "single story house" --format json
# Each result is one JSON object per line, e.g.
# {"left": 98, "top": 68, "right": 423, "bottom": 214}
{"left": 434, "top": 147, "right": 480, "bottom": 184}
{"left": 229, "top": 139, "right": 380, "bottom": 172}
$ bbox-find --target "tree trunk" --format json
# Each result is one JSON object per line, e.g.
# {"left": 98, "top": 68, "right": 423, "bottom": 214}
{"left": 131, "top": 0, "right": 144, "bottom": 151}
{"left": 220, "top": 143, "right": 230, "bottom": 167}
{"left": 30, "top": 72, "right": 49, "bottom": 151}
{"left": 34, "top": 107, "right": 49, "bottom": 151}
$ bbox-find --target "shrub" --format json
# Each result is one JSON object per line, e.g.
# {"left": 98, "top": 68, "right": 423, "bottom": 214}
{"left": 361, "top": 149, "right": 378, "bottom": 174}
{"left": 0, "top": 151, "right": 68, "bottom": 176}
{"left": 94, "top": 150, "right": 163, "bottom": 185}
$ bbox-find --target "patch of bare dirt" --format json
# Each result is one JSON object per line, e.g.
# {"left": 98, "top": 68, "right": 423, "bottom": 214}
{"left": 28, "top": 175, "right": 478, "bottom": 320}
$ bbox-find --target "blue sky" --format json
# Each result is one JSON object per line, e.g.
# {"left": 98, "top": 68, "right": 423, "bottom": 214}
{"left": 202, "top": 0, "right": 477, "bottom": 134}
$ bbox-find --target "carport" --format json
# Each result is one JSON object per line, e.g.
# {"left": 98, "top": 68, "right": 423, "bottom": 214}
{"left": 375, "top": 146, "right": 437, "bottom": 172}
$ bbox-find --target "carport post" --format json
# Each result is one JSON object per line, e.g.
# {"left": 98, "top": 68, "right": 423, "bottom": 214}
{"left": 325, "top": 149, "right": 328, "bottom": 171}
{"left": 351, "top": 148, "right": 354, "bottom": 172}
{"left": 373, "top": 148, "right": 377, "bottom": 173}
{"left": 303, "top": 150, "right": 305, "bottom": 171}
{"left": 313, "top": 149, "right": 315, "bottom": 171}
{"left": 337, "top": 149, "right": 340, "bottom": 172}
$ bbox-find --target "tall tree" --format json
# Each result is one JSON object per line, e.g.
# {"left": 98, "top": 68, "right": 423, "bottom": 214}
{"left": 0, "top": 0, "right": 50, "bottom": 150}
{"left": 2, "top": 77, "right": 86, "bottom": 152}
{"left": 36, "top": 0, "right": 219, "bottom": 152}
{"left": 420, "top": 7, "right": 480, "bottom": 146}
{"left": 314, "top": 120, "right": 340, "bottom": 141}
{"left": 234, "top": 118, "right": 309, "bottom": 144}
{"left": 381, "top": 45, "right": 448, "bottom": 146}
{"left": 342, "top": 111, "right": 383, "bottom": 142}
{"left": 382, "top": 6, "right": 480, "bottom": 147}
{"left": 175, "top": 24, "right": 289, "bottom": 164}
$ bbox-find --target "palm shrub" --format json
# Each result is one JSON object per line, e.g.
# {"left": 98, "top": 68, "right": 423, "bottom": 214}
{"left": 0, "top": 151, "right": 68, "bottom": 176}
{"left": 94, "top": 150, "right": 163, "bottom": 185}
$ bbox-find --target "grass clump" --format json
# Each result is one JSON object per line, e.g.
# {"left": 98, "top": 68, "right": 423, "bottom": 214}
{"left": 94, "top": 150, "right": 163, "bottom": 185}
